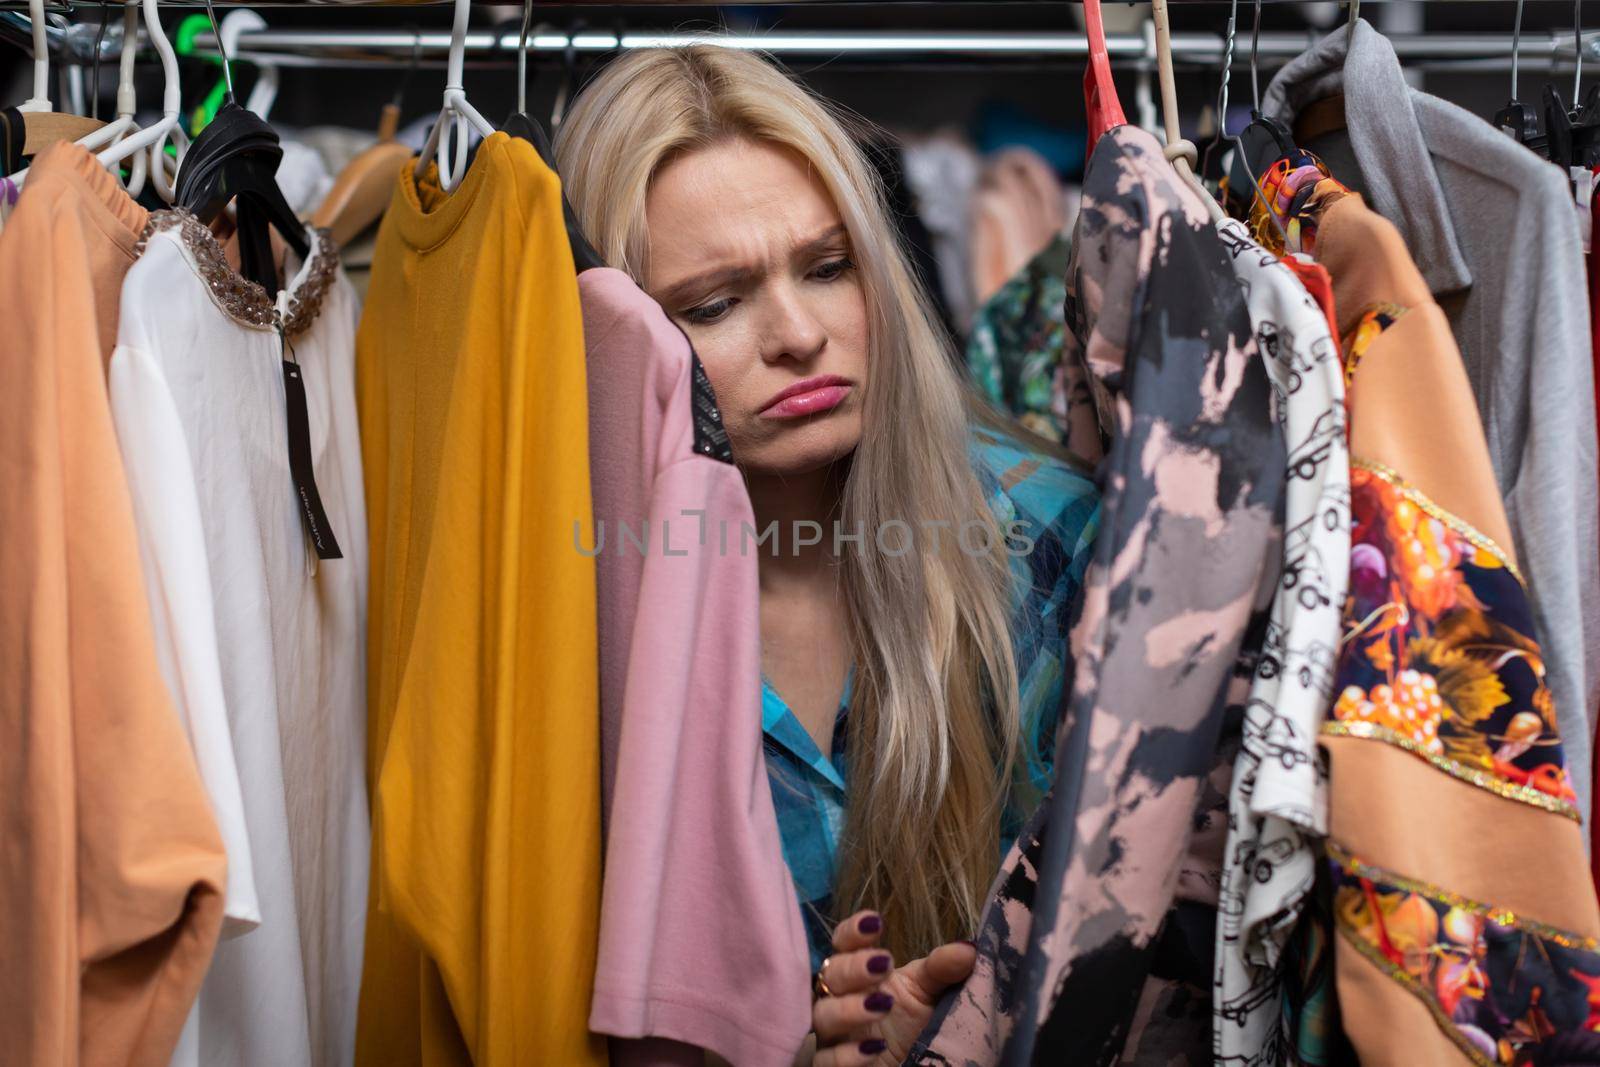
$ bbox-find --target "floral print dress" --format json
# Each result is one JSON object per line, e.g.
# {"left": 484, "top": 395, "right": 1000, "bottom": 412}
{"left": 1259, "top": 158, "right": 1600, "bottom": 1067}
{"left": 963, "top": 234, "right": 1071, "bottom": 443}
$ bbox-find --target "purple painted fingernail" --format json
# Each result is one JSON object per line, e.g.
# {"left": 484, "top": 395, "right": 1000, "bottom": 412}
{"left": 859, "top": 1038, "right": 887, "bottom": 1055}
{"left": 865, "top": 991, "right": 893, "bottom": 1013}
{"left": 858, "top": 913, "right": 883, "bottom": 934}
{"left": 867, "top": 954, "right": 891, "bottom": 975}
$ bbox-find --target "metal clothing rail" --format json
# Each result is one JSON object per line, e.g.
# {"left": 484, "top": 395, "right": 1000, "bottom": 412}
{"left": 3, "top": 0, "right": 1586, "bottom": 7}
{"left": 9, "top": 11, "right": 1600, "bottom": 67}
{"left": 198, "top": 26, "right": 1600, "bottom": 65}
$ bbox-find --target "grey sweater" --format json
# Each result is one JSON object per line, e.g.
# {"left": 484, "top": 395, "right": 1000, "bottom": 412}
{"left": 1265, "top": 20, "right": 1600, "bottom": 818}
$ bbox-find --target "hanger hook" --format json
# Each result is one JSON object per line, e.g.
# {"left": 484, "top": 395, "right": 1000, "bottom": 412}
{"left": 1215, "top": 0, "right": 1240, "bottom": 141}
{"left": 517, "top": 0, "right": 533, "bottom": 115}
{"left": 1250, "top": 0, "right": 1263, "bottom": 112}
{"left": 1574, "top": 0, "right": 1584, "bottom": 106}
{"left": 1346, "top": 0, "right": 1359, "bottom": 47}
{"left": 90, "top": 0, "right": 110, "bottom": 121}
{"left": 551, "top": 19, "right": 584, "bottom": 131}
{"left": 390, "top": 24, "right": 421, "bottom": 111}
{"left": 200, "top": 0, "right": 232, "bottom": 102}
{"left": 1509, "top": 0, "right": 1525, "bottom": 100}
{"left": 1199, "top": 0, "right": 1240, "bottom": 178}
{"left": 1229, "top": 0, "right": 1288, "bottom": 246}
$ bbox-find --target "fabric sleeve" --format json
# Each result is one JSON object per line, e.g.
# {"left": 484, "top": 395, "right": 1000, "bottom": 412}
{"left": 1503, "top": 164, "right": 1599, "bottom": 819}
{"left": 914, "top": 128, "right": 1284, "bottom": 1065}
{"left": 590, "top": 457, "right": 812, "bottom": 1067}
{"left": 0, "top": 186, "right": 226, "bottom": 1067}
{"left": 109, "top": 339, "right": 262, "bottom": 934}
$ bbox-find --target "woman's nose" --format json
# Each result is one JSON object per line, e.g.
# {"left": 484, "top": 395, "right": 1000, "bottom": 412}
{"left": 759, "top": 289, "right": 828, "bottom": 365}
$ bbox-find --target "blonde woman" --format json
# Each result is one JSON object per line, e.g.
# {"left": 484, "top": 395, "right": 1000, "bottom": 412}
{"left": 557, "top": 46, "right": 1099, "bottom": 1066}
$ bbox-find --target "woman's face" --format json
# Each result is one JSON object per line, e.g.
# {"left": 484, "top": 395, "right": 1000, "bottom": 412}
{"left": 644, "top": 137, "right": 869, "bottom": 478}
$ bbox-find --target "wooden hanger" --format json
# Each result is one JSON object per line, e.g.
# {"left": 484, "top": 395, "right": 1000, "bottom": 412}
{"left": 1151, "top": 0, "right": 1225, "bottom": 222}
{"left": 312, "top": 32, "right": 413, "bottom": 246}
{"left": 314, "top": 26, "right": 423, "bottom": 245}
{"left": 1294, "top": 93, "right": 1349, "bottom": 144}
{"left": 312, "top": 107, "right": 410, "bottom": 246}
{"left": 1292, "top": 5, "right": 1357, "bottom": 144}
{"left": 22, "top": 113, "right": 108, "bottom": 155}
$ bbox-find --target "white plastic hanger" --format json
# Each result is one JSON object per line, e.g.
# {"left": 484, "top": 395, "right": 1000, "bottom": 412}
{"left": 219, "top": 10, "right": 279, "bottom": 120}
{"left": 1150, "top": 0, "right": 1226, "bottom": 223}
{"left": 82, "top": 0, "right": 144, "bottom": 152}
{"left": 18, "top": 0, "right": 50, "bottom": 113}
{"left": 96, "top": 0, "right": 180, "bottom": 202}
{"left": 8, "top": 0, "right": 139, "bottom": 189}
{"left": 96, "top": 0, "right": 150, "bottom": 194}
{"left": 413, "top": 0, "right": 495, "bottom": 194}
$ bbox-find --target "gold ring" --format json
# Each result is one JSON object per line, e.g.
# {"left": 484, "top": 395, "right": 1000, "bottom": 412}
{"left": 815, "top": 956, "right": 838, "bottom": 998}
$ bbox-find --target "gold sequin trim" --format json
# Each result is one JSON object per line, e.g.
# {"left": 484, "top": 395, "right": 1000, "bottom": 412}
{"left": 1341, "top": 301, "right": 1409, "bottom": 385}
{"left": 1326, "top": 841, "right": 1598, "bottom": 946}
{"left": 1331, "top": 841, "right": 1600, "bottom": 1066}
{"left": 1332, "top": 925, "right": 1499, "bottom": 1067}
{"left": 1321, "top": 720, "right": 1580, "bottom": 820}
{"left": 135, "top": 207, "right": 338, "bottom": 338}
{"left": 1352, "top": 458, "right": 1524, "bottom": 584}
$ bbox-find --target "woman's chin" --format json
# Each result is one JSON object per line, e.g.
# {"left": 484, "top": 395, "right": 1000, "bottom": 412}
{"left": 740, "top": 428, "right": 861, "bottom": 480}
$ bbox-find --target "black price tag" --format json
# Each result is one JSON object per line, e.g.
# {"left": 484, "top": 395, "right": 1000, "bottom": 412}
{"left": 280, "top": 345, "right": 343, "bottom": 561}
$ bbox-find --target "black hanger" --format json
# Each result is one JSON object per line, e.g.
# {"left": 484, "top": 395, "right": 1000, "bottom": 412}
{"left": 1215, "top": 0, "right": 1305, "bottom": 233}
{"left": 1576, "top": 84, "right": 1600, "bottom": 166}
{"left": 1237, "top": 111, "right": 1300, "bottom": 176}
{"left": 1225, "top": 109, "right": 1307, "bottom": 205}
{"left": 502, "top": 109, "right": 605, "bottom": 271}
{"left": 175, "top": 0, "right": 308, "bottom": 296}
{"left": 1495, "top": 98, "right": 1542, "bottom": 146}
{"left": 176, "top": 101, "right": 311, "bottom": 295}
{"left": 1494, "top": 0, "right": 1540, "bottom": 143}
{"left": 500, "top": 11, "right": 604, "bottom": 271}
{"left": 1525, "top": 0, "right": 1600, "bottom": 167}
{"left": 1537, "top": 83, "right": 1600, "bottom": 168}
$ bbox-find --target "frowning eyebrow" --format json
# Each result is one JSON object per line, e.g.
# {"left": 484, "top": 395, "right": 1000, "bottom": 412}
{"left": 652, "top": 224, "right": 851, "bottom": 310}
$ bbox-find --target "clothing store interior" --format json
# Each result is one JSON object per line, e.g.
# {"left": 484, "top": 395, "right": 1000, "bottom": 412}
{"left": 9, "top": 0, "right": 1600, "bottom": 1064}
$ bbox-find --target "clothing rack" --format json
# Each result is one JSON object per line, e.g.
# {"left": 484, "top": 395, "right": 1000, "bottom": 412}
{"left": 12, "top": 18, "right": 1600, "bottom": 69}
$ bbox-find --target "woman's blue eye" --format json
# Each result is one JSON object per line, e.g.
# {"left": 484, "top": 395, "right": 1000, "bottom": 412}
{"left": 813, "top": 257, "right": 855, "bottom": 281}
{"left": 684, "top": 298, "right": 734, "bottom": 325}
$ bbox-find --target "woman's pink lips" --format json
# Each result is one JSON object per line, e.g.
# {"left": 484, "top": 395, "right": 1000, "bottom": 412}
{"left": 760, "top": 382, "right": 853, "bottom": 419}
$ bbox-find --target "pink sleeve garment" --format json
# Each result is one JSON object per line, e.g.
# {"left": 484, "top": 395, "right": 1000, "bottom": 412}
{"left": 580, "top": 268, "right": 812, "bottom": 1067}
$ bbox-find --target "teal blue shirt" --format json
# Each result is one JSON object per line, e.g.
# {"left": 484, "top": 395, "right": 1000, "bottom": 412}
{"left": 761, "top": 428, "right": 1101, "bottom": 968}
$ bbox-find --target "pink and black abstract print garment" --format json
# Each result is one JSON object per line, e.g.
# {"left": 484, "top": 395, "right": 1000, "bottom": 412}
{"left": 909, "top": 124, "right": 1286, "bottom": 1066}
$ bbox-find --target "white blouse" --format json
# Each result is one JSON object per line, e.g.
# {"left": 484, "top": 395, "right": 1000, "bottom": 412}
{"left": 1212, "top": 217, "right": 1351, "bottom": 1065}
{"left": 110, "top": 211, "right": 369, "bottom": 1067}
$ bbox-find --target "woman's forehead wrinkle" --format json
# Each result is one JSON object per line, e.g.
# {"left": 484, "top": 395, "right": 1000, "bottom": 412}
{"left": 646, "top": 139, "right": 846, "bottom": 285}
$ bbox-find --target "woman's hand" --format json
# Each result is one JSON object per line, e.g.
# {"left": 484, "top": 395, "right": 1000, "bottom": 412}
{"left": 811, "top": 910, "right": 978, "bottom": 1067}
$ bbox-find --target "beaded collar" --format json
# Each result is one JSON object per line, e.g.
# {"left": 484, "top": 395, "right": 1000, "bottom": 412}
{"left": 135, "top": 207, "right": 338, "bottom": 338}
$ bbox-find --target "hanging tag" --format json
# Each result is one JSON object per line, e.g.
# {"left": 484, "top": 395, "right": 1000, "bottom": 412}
{"left": 280, "top": 331, "right": 343, "bottom": 561}
{"left": 1572, "top": 166, "right": 1595, "bottom": 254}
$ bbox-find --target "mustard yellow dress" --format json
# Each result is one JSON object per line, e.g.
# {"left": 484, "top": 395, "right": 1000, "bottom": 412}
{"left": 354, "top": 132, "right": 605, "bottom": 1067}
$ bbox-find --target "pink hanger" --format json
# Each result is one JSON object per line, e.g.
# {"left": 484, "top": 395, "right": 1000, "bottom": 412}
{"left": 1083, "top": 0, "right": 1128, "bottom": 158}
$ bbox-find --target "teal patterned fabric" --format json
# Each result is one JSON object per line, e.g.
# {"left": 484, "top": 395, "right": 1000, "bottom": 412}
{"left": 761, "top": 427, "right": 1101, "bottom": 969}
{"left": 964, "top": 234, "right": 1072, "bottom": 444}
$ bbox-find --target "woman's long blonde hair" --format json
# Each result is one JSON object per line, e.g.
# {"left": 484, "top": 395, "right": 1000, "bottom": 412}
{"left": 556, "top": 44, "right": 1022, "bottom": 963}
